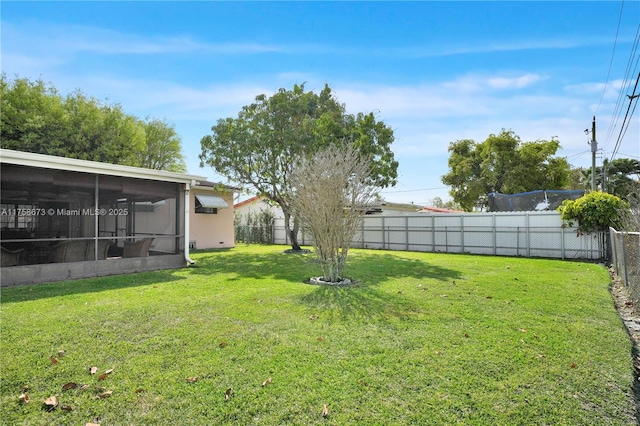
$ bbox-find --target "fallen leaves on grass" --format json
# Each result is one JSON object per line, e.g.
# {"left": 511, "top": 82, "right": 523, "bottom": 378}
{"left": 61, "top": 405, "right": 73, "bottom": 412}
{"left": 96, "top": 390, "right": 113, "bottom": 399}
{"left": 224, "top": 387, "right": 232, "bottom": 401}
{"left": 219, "top": 341, "right": 228, "bottom": 348}
{"left": 262, "top": 377, "right": 272, "bottom": 387}
{"left": 58, "top": 350, "right": 65, "bottom": 357}
{"left": 186, "top": 377, "right": 198, "bottom": 383}
{"left": 88, "top": 368, "right": 112, "bottom": 381}
{"left": 62, "top": 382, "right": 78, "bottom": 391}
{"left": 50, "top": 356, "right": 59, "bottom": 364}
{"left": 309, "top": 315, "right": 319, "bottom": 320}
{"left": 322, "top": 404, "right": 329, "bottom": 417}
{"left": 43, "top": 396, "right": 58, "bottom": 411}
{"left": 317, "top": 337, "right": 325, "bottom": 342}
{"left": 19, "top": 393, "right": 30, "bottom": 403}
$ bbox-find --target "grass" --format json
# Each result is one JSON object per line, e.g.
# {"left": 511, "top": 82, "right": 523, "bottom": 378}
{"left": 0, "top": 245, "right": 636, "bottom": 425}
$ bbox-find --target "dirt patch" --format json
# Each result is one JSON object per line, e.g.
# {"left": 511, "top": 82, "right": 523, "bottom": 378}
{"left": 284, "top": 249, "right": 312, "bottom": 254}
{"left": 306, "top": 276, "right": 357, "bottom": 286}
{"left": 609, "top": 267, "right": 640, "bottom": 423}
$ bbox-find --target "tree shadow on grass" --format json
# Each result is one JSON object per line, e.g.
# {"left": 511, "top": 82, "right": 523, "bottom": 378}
{"left": 190, "top": 248, "right": 463, "bottom": 322}
{"left": 298, "top": 283, "right": 424, "bottom": 322}
{"left": 187, "top": 248, "right": 315, "bottom": 282}
{"left": 1, "top": 269, "right": 188, "bottom": 303}
{"left": 297, "top": 251, "right": 463, "bottom": 321}
{"left": 345, "top": 250, "right": 462, "bottom": 286}
{"left": 4, "top": 248, "right": 462, "bottom": 312}
{"left": 189, "top": 248, "right": 462, "bottom": 287}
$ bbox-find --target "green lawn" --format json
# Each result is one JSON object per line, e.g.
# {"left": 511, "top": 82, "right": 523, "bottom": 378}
{"left": 0, "top": 245, "right": 636, "bottom": 425}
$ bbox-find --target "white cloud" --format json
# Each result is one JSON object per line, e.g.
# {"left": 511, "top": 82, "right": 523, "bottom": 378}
{"left": 487, "top": 74, "right": 546, "bottom": 90}
{"left": 399, "top": 36, "right": 618, "bottom": 59}
{"left": 2, "top": 20, "right": 329, "bottom": 58}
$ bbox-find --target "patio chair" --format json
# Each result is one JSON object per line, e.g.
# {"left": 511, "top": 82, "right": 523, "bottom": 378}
{"left": 85, "top": 240, "right": 112, "bottom": 260}
{"left": 1, "top": 246, "right": 24, "bottom": 267}
{"left": 123, "top": 238, "right": 154, "bottom": 258}
{"left": 49, "top": 240, "right": 89, "bottom": 263}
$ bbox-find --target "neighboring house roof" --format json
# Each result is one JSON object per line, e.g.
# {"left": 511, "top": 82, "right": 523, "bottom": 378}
{"left": 420, "top": 206, "right": 462, "bottom": 214}
{"left": 374, "top": 201, "right": 424, "bottom": 212}
{"left": 234, "top": 196, "right": 428, "bottom": 215}
{"left": 234, "top": 195, "right": 266, "bottom": 209}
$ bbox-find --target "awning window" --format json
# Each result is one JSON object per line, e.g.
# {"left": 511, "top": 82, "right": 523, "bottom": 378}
{"left": 195, "top": 194, "right": 228, "bottom": 212}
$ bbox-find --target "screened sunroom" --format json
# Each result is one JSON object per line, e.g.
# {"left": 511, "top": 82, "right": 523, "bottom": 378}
{"left": 0, "top": 149, "right": 206, "bottom": 286}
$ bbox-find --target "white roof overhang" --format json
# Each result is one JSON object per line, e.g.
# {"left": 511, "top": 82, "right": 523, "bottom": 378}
{"left": 0, "top": 149, "right": 206, "bottom": 184}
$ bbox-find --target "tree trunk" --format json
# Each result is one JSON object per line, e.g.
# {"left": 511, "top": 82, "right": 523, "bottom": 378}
{"left": 283, "top": 210, "right": 301, "bottom": 251}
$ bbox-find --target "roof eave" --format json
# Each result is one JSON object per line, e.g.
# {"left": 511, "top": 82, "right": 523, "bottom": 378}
{"left": 0, "top": 149, "right": 207, "bottom": 184}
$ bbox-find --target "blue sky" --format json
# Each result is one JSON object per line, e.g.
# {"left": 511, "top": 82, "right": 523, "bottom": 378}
{"left": 2, "top": 1, "right": 639, "bottom": 205}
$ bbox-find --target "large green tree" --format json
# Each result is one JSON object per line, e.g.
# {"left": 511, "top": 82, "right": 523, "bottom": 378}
{"left": 199, "top": 83, "right": 398, "bottom": 250}
{"left": 139, "top": 118, "right": 187, "bottom": 173}
{"left": 441, "top": 129, "right": 571, "bottom": 211}
{"left": 0, "top": 75, "right": 69, "bottom": 157}
{"left": 581, "top": 158, "right": 640, "bottom": 201}
{"left": 0, "top": 74, "right": 186, "bottom": 171}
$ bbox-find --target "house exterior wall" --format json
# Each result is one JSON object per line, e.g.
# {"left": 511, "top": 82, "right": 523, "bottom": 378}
{"left": 234, "top": 196, "right": 422, "bottom": 218}
{"left": 234, "top": 197, "right": 283, "bottom": 218}
{"left": 189, "top": 190, "right": 235, "bottom": 249}
{"left": 378, "top": 205, "right": 423, "bottom": 215}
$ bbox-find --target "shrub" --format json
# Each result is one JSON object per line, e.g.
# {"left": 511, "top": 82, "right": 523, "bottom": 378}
{"left": 234, "top": 209, "right": 275, "bottom": 244}
{"left": 558, "top": 191, "right": 629, "bottom": 234}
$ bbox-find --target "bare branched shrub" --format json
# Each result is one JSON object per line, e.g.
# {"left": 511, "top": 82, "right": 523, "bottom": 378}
{"left": 290, "top": 144, "right": 377, "bottom": 283}
{"left": 620, "top": 192, "right": 640, "bottom": 232}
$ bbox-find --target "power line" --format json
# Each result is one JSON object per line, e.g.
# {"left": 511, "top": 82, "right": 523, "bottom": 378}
{"left": 380, "top": 186, "right": 448, "bottom": 194}
{"left": 603, "top": 20, "right": 640, "bottom": 152}
{"left": 566, "top": 150, "right": 591, "bottom": 160}
{"left": 596, "top": 0, "right": 625, "bottom": 115}
{"left": 610, "top": 71, "right": 640, "bottom": 161}
{"left": 612, "top": 151, "right": 640, "bottom": 159}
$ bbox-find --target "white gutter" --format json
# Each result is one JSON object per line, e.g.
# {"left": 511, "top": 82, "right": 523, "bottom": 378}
{"left": 184, "top": 180, "right": 195, "bottom": 265}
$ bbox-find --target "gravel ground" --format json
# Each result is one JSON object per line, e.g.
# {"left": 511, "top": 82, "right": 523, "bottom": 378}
{"left": 609, "top": 267, "right": 640, "bottom": 422}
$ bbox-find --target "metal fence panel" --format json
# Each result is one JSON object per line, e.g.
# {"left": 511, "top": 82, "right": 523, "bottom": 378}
{"left": 270, "top": 212, "right": 604, "bottom": 260}
{"left": 610, "top": 228, "right": 640, "bottom": 305}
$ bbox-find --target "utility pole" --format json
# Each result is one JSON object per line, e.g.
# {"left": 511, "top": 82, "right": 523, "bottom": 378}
{"left": 590, "top": 116, "right": 597, "bottom": 191}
